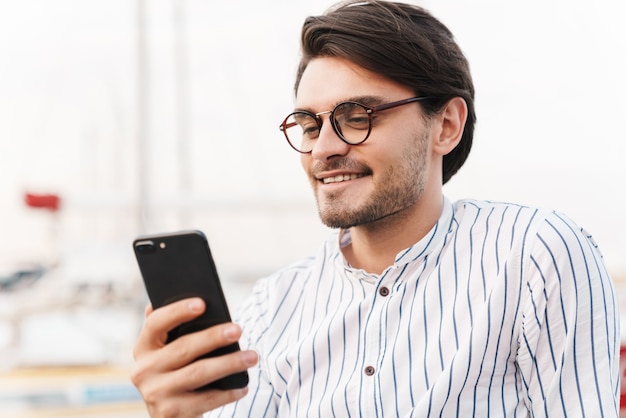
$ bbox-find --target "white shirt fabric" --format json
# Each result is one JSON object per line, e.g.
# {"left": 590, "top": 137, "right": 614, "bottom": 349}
{"left": 206, "top": 198, "right": 619, "bottom": 417}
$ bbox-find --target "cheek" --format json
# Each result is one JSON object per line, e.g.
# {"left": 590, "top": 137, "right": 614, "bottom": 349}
{"left": 300, "top": 154, "right": 315, "bottom": 184}
{"left": 300, "top": 154, "right": 309, "bottom": 172}
{"left": 365, "top": 144, "right": 400, "bottom": 173}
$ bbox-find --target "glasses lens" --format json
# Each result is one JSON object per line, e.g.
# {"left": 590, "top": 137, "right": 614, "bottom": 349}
{"left": 333, "top": 102, "right": 370, "bottom": 144}
{"left": 282, "top": 112, "right": 319, "bottom": 153}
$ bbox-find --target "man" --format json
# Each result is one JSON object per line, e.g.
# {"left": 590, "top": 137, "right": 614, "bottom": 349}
{"left": 131, "top": 1, "right": 619, "bottom": 417}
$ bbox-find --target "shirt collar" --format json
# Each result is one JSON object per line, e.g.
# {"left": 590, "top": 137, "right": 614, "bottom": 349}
{"left": 335, "top": 196, "right": 454, "bottom": 277}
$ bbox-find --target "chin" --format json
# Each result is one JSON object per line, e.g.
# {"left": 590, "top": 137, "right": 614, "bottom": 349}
{"left": 318, "top": 207, "right": 369, "bottom": 230}
{"left": 317, "top": 206, "right": 353, "bottom": 229}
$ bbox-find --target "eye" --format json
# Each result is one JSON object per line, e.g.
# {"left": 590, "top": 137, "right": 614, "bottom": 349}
{"left": 335, "top": 103, "right": 370, "bottom": 130}
{"left": 302, "top": 125, "right": 320, "bottom": 137}
{"left": 293, "top": 113, "right": 320, "bottom": 138}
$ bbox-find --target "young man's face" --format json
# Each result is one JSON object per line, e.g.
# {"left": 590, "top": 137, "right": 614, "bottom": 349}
{"left": 295, "top": 56, "right": 435, "bottom": 229}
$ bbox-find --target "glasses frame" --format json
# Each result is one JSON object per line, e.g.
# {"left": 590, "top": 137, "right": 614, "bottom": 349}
{"left": 279, "top": 96, "right": 430, "bottom": 153}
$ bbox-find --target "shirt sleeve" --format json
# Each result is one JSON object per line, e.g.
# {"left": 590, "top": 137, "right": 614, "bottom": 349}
{"left": 205, "top": 277, "right": 279, "bottom": 418}
{"left": 517, "top": 211, "right": 620, "bottom": 416}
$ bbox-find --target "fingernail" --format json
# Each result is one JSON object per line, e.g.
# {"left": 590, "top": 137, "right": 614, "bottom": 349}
{"left": 187, "top": 298, "right": 203, "bottom": 312}
{"left": 223, "top": 324, "right": 240, "bottom": 339}
{"left": 241, "top": 350, "right": 258, "bottom": 366}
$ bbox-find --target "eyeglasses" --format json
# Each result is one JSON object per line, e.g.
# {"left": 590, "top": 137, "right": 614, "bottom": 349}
{"left": 279, "top": 96, "right": 429, "bottom": 153}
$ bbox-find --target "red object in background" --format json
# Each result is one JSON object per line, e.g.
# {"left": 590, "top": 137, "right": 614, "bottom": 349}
{"left": 24, "top": 193, "right": 61, "bottom": 212}
{"left": 619, "top": 343, "right": 626, "bottom": 411}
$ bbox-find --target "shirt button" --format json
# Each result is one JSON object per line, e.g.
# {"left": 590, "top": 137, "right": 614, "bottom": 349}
{"left": 364, "top": 366, "right": 375, "bottom": 376}
{"left": 379, "top": 286, "right": 390, "bottom": 297}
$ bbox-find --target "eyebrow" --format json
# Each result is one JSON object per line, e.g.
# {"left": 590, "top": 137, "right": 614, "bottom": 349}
{"left": 294, "top": 95, "right": 386, "bottom": 113}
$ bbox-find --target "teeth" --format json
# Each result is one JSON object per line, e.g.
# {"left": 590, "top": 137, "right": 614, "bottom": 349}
{"left": 322, "top": 173, "right": 364, "bottom": 184}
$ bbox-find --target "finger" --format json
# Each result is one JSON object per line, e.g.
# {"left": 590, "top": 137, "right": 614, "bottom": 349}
{"left": 135, "top": 349, "right": 256, "bottom": 416}
{"left": 169, "top": 349, "right": 258, "bottom": 393}
{"left": 185, "top": 387, "right": 249, "bottom": 416}
{"left": 144, "top": 385, "right": 249, "bottom": 418}
{"left": 135, "top": 298, "right": 205, "bottom": 353}
{"left": 159, "top": 323, "right": 245, "bottom": 371}
{"left": 144, "top": 303, "right": 153, "bottom": 317}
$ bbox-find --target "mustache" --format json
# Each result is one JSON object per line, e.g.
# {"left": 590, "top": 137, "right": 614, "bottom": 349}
{"left": 310, "top": 158, "right": 372, "bottom": 177}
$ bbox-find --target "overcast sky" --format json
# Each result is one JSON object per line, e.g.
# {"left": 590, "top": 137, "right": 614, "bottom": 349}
{"left": 0, "top": 0, "right": 625, "bottom": 278}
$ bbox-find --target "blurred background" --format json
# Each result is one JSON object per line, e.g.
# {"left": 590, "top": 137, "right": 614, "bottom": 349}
{"left": 1, "top": 0, "right": 624, "bottom": 416}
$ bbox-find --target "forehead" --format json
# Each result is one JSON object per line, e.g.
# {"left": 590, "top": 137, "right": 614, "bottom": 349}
{"left": 295, "top": 57, "right": 414, "bottom": 110}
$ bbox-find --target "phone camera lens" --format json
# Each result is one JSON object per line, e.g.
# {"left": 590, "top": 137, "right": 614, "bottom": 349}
{"left": 135, "top": 240, "right": 156, "bottom": 254}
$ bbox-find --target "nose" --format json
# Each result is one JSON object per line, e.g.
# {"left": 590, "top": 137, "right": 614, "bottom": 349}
{"left": 310, "top": 116, "right": 351, "bottom": 161}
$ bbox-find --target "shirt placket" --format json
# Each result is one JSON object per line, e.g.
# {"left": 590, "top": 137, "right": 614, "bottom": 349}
{"left": 358, "top": 267, "right": 399, "bottom": 418}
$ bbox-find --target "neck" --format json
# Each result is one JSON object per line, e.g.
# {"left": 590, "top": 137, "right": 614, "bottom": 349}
{"left": 342, "top": 191, "right": 443, "bottom": 275}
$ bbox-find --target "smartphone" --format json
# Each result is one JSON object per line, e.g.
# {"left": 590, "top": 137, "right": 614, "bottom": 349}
{"left": 132, "top": 229, "right": 249, "bottom": 391}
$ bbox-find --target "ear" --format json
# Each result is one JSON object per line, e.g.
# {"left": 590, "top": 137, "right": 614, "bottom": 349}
{"left": 432, "top": 97, "right": 467, "bottom": 156}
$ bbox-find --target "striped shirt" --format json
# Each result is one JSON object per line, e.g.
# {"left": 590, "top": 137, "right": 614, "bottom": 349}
{"left": 206, "top": 198, "right": 619, "bottom": 417}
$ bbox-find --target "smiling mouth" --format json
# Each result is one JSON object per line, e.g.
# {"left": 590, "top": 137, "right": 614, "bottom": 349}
{"left": 321, "top": 173, "right": 367, "bottom": 184}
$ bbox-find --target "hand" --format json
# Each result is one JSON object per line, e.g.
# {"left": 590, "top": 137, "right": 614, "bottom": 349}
{"left": 130, "top": 297, "right": 259, "bottom": 418}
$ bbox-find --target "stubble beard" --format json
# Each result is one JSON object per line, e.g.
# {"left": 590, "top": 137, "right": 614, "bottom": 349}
{"left": 314, "top": 131, "right": 429, "bottom": 230}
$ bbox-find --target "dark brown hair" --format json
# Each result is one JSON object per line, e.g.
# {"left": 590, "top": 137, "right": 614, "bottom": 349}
{"left": 295, "top": 0, "right": 476, "bottom": 184}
